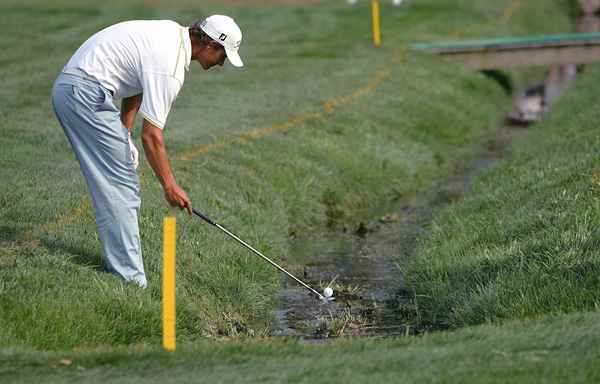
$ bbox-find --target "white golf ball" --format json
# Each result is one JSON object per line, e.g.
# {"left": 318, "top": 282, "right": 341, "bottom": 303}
{"left": 324, "top": 287, "right": 333, "bottom": 298}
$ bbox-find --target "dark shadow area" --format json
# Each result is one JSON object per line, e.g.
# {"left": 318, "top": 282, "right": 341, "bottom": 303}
{"left": 39, "top": 234, "right": 104, "bottom": 271}
{"left": 0, "top": 225, "right": 27, "bottom": 242}
{"left": 481, "top": 69, "right": 513, "bottom": 95}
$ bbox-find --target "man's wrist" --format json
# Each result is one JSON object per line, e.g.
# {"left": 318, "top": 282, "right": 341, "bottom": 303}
{"left": 162, "top": 180, "right": 177, "bottom": 192}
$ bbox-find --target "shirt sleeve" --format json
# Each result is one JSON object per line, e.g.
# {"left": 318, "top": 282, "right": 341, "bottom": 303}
{"left": 139, "top": 72, "right": 182, "bottom": 129}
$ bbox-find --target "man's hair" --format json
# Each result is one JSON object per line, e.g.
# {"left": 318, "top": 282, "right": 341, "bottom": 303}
{"left": 189, "top": 23, "right": 218, "bottom": 47}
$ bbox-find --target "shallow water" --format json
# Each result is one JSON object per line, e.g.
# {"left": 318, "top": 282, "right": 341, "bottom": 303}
{"left": 272, "top": 207, "right": 430, "bottom": 339}
{"left": 272, "top": 124, "right": 521, "bottom": 340}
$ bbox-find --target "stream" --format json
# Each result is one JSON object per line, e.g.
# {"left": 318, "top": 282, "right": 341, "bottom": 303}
{"left": 271, "top": 5, "right": 598, "bottom": 340}
{"left": 272, "top": 125, "right": 518, "bottom": 339}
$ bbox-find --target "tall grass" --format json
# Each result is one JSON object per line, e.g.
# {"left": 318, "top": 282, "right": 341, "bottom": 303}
{"left": 404, "top": 64, "right": 600, "bottom": 329}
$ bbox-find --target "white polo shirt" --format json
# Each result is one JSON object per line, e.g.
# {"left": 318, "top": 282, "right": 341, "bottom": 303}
{"left": 64, "top": 20, "right": 191, "bottom": 129}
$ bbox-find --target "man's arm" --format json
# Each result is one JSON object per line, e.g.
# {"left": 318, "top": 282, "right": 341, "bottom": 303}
{"left": 121, "top": 94, "right": 143, "bottom": 132}
{"left": 141, "top": 119, "right": 192, "bottom": 214}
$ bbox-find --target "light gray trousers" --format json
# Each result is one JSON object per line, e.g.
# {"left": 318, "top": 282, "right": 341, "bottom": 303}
{"left": 51, "top": 69, "right": 147, "bottom": 288}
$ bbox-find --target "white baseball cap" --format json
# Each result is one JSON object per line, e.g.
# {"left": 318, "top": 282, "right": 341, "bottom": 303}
{"left": 198, "top": 15, "right": 243, "bottom": 67}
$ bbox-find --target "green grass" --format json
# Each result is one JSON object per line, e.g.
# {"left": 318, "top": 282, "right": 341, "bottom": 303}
{"left": 2, "top": 311, "right": 600, "bottom": 383}
{"left": 402, "top": 65, "right": 600, "bottom": 329}
{"left": 2, "top": 0, "right": 598, "bottom": 382}
{"left": 0, "top": 0, "right": 574, "bottom": 356}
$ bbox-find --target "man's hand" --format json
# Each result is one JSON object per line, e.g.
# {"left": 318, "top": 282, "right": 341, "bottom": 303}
{"left": 164, "top": 183, "right": 192, "bottom": 215}
{"left": 141, "top": 119, "right": 192, "bottom": 215}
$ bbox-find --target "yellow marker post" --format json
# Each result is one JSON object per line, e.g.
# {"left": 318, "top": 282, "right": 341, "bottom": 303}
{"left": 162, "top": 217, "right": 176, "bottom": 352}
{"left": 371, "top": 0, "right": 381, "bottom": 47}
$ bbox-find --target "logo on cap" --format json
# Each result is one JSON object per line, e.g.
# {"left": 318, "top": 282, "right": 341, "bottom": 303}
{"left": 219, "top": 33, "right": 227, "bottom": 41}
{"left": 234, "top": 40, "right": 241, "bottom": 49}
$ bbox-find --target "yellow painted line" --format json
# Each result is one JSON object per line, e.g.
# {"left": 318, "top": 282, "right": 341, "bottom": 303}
{"left": 162, "top": 217, "right": 176, "bottom": 352}
{"left": 36, "top": 167, "right": 151, "bottom": 236}
{"left": 36, "top": 0, "right": 522, "bottom": 234}
{"left": 448, "top": 0, "right": 522, "bottom": 38}
{"left": 39, "top": 199, "right": 91, "bottom": 233}
{"left": 179, "top": 63, "right": 395, "bottom": 161}
{"left": 324, "top": 67, "right": 391, "bottom": 114}
{"left": 500, "top": 0, "right": 522, "bottom": 23}
{"left": 179, "top": 111, "right": 320, "bottom": 161}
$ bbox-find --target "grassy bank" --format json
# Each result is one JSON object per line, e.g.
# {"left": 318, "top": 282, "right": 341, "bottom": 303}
{"left": 403, "top": 65, "right": 600, "bottom": 329}
{"left": 0, "top": 0, "right": 571, "bottom": 350}
{"left": 2, "top": 311, "right": 600, "bottom": 383}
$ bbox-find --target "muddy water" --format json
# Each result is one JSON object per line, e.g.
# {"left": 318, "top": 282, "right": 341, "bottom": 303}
{"left": 272, "top": 125, "right": 520, "bottom": 340}
{"left": 272, "top": 207, "right": 428, "bottom": 339}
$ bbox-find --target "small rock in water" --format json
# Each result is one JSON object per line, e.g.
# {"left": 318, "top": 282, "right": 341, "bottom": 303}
{"left": 379, "top": 213, "right": 400, "bottom": 223}
{"left": 355, "top": 222, "right": 368, "bottom": 237}
{"left": 59, "top": 358, "right": 72, "bottom": 366}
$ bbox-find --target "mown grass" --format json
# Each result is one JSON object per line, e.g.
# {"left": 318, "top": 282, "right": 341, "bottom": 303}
{"left": 0, "top": 0, "right": 572, "bottom": 351}
{"left": 403, "top": 64, "right": 600, "bottom": 329}
{"left": 2, "top": 311, "right": 600, "bottom": 383}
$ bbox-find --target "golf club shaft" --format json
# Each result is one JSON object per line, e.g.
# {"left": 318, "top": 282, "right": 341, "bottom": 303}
{"left": 192, "top": 208, "right": 324, "bottom": 300}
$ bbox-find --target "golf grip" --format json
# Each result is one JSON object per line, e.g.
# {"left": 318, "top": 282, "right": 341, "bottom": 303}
{"left": 192, "top": 208, "right": 216, "bottom": 226}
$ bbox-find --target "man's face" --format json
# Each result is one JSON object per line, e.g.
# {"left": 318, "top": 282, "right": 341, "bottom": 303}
{"left": 198, "top": 42, "right": 227, "bottom": 70}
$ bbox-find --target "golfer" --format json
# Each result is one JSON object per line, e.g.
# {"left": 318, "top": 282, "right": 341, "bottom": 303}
{"left": 51, "top": 15, "right": 243, "bottom": 288}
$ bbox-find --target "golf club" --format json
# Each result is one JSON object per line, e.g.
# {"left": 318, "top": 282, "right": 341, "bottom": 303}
{"left": 192, "top": 208, "right": 334, "bottom": 302}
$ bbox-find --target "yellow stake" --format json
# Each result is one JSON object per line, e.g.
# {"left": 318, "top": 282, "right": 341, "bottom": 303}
{"left": 162, "top": 217, "right": 176, "bottom": 352}
{"left": 371, "top": 0, "right": 381, "bottom": 47}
